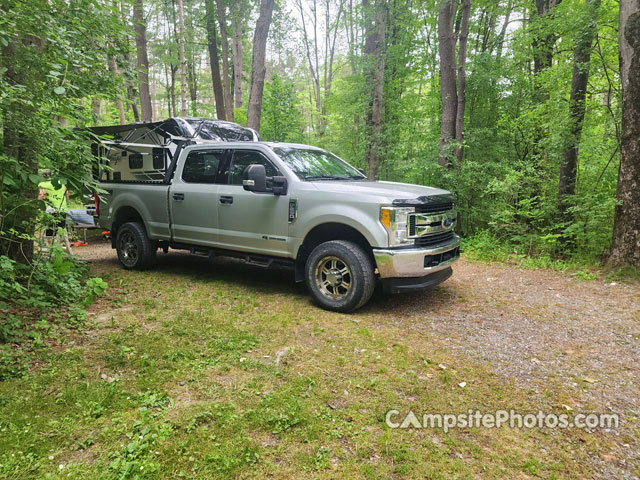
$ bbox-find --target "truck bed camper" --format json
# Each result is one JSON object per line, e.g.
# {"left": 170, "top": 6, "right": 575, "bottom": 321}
{"left": 89, "top": 117, "right": 260, "bottom": 183}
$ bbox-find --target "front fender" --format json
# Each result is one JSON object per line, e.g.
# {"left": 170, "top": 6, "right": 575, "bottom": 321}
{"left": 290, "top": 203, "right": 388, "bottom": 257}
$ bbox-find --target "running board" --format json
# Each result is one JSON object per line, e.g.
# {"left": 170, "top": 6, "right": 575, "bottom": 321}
{"left": 189, "top": 247, "right": 213, "bottom": 258}
{"left": 243, "top": 256, "right": 274, "bottom": 268}
{"left": 170, "top": 242, "right": 295, "bottom": 270}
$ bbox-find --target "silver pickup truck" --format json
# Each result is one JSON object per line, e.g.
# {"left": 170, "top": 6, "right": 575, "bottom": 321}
{"left": 96, "top": 142, "right": 460, "bottom": 312}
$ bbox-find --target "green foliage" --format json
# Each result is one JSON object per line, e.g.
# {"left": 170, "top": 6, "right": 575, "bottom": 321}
{"left": 605, "top": 266, "right": 640, "bottom": 284}
{"left": 0, "top": 0, "right": 127, "bottom": 260}
{"left": 0, "top": 243, "right": 107, "bottom": 380}
{"left": 273, "top": 0, "right": 622, "bottom": 265}
{"left": 108, "top": 407, "right": 173, "bottom": 478}
{"left": 0, "top": 0, "right": 118, "bottom": 381}
{"left": 85, "top": 276, "right": 108, "bottom": 305}
{"left": 260, "top": 73, "right": 304, "bottom": 143}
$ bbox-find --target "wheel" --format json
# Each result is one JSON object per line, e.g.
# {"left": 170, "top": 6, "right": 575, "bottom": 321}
{"left": 115, "top": 222, "right": 157, "bottom": 270}
{"left": 305, "top": 240, "right": 376, "bottom": 313}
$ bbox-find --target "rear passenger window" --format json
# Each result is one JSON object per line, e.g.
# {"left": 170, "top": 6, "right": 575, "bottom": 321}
{"left": 227, "top": 150, "right": 279, "bottom": 185}
{"left": 182, "top": 150, "right": 225, "bottom": 184}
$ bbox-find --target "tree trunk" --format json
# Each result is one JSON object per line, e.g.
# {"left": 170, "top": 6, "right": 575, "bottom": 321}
{"left": 346, "top": 0, "right": 356, "bottom": 72}
{"left": 205, "top": 0, "right": 226, "bottom": 120}
{"left": 231, "top": 2, "right": 243, "bottom": 110}
{"left": 177, "top": 0, "right": 187, "bottom": 116}
{"left": 150, "top": 70, "right": 158, "bottom": 120}
{"left": 133, "top": 0, "right": 153, "bottom": 121}
{"left": 164, "top": 62, "right": 173, "bottom": 117}
{"left": 185, "top": 0, "right": 199, "bottom": 116}
{"left": 186, "top": 60, "right": 198, "bottom": 115}
{"left": 363, "top": 0, "right": 386, "bottom": 179}
{"left": 92, "top": 98, "right": 102, "bottom": 124}
{"left": 438, "top": 0, "right": 457, "bottom": 167}
{"left": 127, "top": 84, "right": 140, "bottom": 122}
{"left": 454, "top": 0, "right": 471, "bottom": 163}
{"left": 297, "top": 0, "right": 323, "bottom": 134}
{"left": 216, "top": 0, "right": 234, "bottom": 121}
{"left": 246, "top": 0, "right": 275, "bottom": 131}
{"left": 532, "top": 0, "right": 562, "bottom": 88}
{"left": 608, "top": 0, "right": 640, "bottom": 268}
{"left": 170, "top": 64, "right": 177, "bottom": 117}
{"left": 124, "top": 51, "right": 141, "bottom": 122}
{"left": 530, "top": 0, "right": 561, "bottom": 164}
{"left": 1, "top": 41, "right": 38, "bottom": 265}
{"left": 558, "top": 0, "right": 601, "bottom": 213}
{"left": 495, "top": 0, "right": 513, "bottom": 60}
{"left": 110, "top": 55, "right": 126, "bottom": 124}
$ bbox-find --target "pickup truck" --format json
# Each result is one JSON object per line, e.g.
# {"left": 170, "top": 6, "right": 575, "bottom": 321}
{"left": 96, "top": 142, "right": 460, "bottom": 312}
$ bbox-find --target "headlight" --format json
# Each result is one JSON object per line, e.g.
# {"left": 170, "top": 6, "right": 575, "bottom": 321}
{"left": 380, "top": 206, "right": 414, "bottom": 246}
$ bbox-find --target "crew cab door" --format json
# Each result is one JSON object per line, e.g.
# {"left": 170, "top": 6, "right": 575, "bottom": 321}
{"left": 216, "top": 149, "right": 290, "bottom": 256}
{"left": 169, "top": 148, "right": 228, "bottom": 246}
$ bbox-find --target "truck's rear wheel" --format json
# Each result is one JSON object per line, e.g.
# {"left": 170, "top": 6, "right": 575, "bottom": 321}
{"left": 305, "top": 240, "right": 375, "bottom": 312}
{"left": 116, "top": 222, "right": 157, "bottom": 270}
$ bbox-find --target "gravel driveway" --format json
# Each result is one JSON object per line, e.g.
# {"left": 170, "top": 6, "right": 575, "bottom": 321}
{"left": 364, "top": 259, "right": 640, "bottom": 479}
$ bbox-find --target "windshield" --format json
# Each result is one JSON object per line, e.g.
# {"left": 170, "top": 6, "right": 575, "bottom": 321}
{"left": 273, "top": 147, "right": 367, "bottom": 181}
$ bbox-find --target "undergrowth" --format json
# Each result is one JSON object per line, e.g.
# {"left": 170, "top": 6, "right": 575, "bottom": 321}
{"left": 0, "top": 241, "right": 107, "bottom": 380}
{"left": 461, "top": 230, "right": 602, "bottom": 280}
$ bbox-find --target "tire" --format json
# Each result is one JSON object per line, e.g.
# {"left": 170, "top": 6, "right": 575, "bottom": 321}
{"left": 115, "top": 222, "right": 157, "bottom": 270}
{"left": 305, "top": 240, "right": 376, "bottom": 313}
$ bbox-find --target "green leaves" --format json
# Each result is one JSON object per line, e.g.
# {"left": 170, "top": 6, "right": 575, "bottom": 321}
{"left": 86, "top": 277, "right": 108, "bottom": 297}
{"left": 53, "top": 86, "right": 66, "bottom": 95}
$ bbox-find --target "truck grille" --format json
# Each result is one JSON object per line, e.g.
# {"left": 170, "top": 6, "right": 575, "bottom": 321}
{"left": 415, "top": 231, "right": 455, "bottom": 247}
{"left": 408, "top": 208, "right": 457, "bottom": 238}
{"left": 414, "top": 201, "right": 454, "bottom": 214}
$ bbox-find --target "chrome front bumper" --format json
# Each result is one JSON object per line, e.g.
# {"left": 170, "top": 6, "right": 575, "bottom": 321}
{"left": 373, "top": 236, "right": 461, "bottom": 278}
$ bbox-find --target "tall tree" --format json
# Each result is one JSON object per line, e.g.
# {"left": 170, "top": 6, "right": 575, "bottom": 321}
{"left": 125, "top": 77, "right": 141, "bottom": 121}
{"left": 247, "top": 0, "right": 275, "bottom": 131}
{"left": 296, "top": 0, "right": 345, "bottom": 135}
{"left": 530, "top": 0, "right": 562, "bottom": 165}
{"left": 216, "top": 0, "right": 234, "bottom": 121}
{"left": 437, "top": 0, "right": 471, "bottom": 167}
{"left": 558, "top": 0, "right": 601, "bottom": 213}
{"left": 185, "top": 0, "right": 200, "bottom": 115}
{"left": 609, "top": 0, "right": 640, "bottom": 268}
{"left": 133, "top": 0, "right": 153, "bottom": 121}
{"left": 363, "top": 0, "right": 386, "bottom": 179}
{"left": 109, "top": 55, "right": 126, "bottom": 124}
{"left": 177, "top": 0, "right": 187, "bottom": 116}
{"left": 454, "top": 0, "right": 471, "bottom": 162}
{"left": 231, "top": 1, "right": 244, "bottom": 110}
{"left": 532, "top": 0, "right": 562, "bottom": 90}
{"left": 205, "top": 0, "right": 226, "bottom": 119}
{"left": 1, "top": 40, "right": 39, "bottom": 264}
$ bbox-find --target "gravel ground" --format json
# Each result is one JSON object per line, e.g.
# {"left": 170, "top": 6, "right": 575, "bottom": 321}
{"left": 76, "top": 239, "right": 640, "bottom": 478}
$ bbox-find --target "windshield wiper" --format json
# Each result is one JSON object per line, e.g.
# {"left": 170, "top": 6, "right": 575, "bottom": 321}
{"left": 304, "top": 175, "right": 368, "bottom": 181}
{"left": 304, "top": 175, "right": 350, "bottom": 181}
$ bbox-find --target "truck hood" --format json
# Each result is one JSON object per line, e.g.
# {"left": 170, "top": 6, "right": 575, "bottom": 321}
{"left": 308, "top": 180, "right": 452, "bottom": 204}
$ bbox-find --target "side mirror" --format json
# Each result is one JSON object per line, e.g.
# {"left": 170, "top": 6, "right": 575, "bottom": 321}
{"left": 358, "top": 168, "right": 367, "bottom": 176}
{"left": 243, "top": 164, "right": 267, "bottom": 192}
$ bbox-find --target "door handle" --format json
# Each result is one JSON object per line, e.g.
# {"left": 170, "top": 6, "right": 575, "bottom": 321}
{"left": 219, "top": 195, "right": 233, "bottom": 204}
{"left": 173, "top": 193, "right": 185, "bottom": 201}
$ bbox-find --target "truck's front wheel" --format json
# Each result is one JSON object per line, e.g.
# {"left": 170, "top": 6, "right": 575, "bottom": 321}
{"left": 116, "top": 222, "right": 157, "bottom": 270}
{"left": 305, "top": 240, "right": 375, "bottom": 312}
